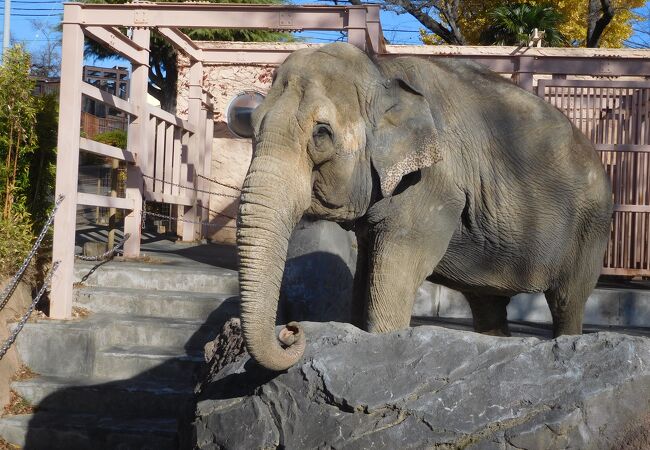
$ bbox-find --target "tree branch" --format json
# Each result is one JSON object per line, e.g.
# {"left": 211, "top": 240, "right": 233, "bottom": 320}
{"left": 388, "top": 0, "right": 465, "bottom": 44}
{"left": 587, "top": 0, "right": 615, "bottom": 47}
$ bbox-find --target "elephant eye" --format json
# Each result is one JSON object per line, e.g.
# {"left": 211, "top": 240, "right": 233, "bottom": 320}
{"left": 313, "top": 123, "right": 333, "bottom": 141}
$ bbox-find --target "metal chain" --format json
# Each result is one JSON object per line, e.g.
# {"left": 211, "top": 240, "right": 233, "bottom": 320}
{"left": 0, "top": 261, "right": 59, "bottom": 361}
{"left": 75, "top": 233, "right": 132, "bottom": 262}
{"left": 0, "top": 195, "right": 64, "bottom": 313}
{"left": 142, "top": 174, "right": 239, "bottom": 199}
{"left": 196, "top": 173, "right": 241, "bottom": 192}
{"left": 143, "top": 210, "right": 226, "bottom": 228}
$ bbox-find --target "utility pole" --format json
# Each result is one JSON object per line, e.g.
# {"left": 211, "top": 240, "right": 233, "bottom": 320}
{"left": 2, "top": 0, "right": 10, "bottom": 60}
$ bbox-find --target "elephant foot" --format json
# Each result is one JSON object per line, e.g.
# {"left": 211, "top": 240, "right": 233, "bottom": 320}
{"left": 479, "top": 328, "right": 511, "bottom": 337}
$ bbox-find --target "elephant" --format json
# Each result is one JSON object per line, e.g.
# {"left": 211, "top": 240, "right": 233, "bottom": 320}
{"left": 236, "top": 42, "right": 613, "bottom": 371}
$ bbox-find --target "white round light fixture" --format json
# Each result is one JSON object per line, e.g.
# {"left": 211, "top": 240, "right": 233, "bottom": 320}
{"left": 226, "top": 91, "right": 265, "bottom": 138}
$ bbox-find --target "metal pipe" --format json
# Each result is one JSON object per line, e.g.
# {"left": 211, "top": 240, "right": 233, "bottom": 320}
{"left": 2, "top": 0, "right": 10, "bottom": 60}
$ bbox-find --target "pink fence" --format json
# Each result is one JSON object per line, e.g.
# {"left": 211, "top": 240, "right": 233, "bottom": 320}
{"left": 538, "top": 79, "right": 650, "bottom": 276}
{"left": 51, "top": 2, "right": 650, "bottom": 319}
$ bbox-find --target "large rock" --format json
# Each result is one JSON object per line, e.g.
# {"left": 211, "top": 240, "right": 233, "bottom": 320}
{"left": 182, "top": 321, "right": 650, "bottom": 449}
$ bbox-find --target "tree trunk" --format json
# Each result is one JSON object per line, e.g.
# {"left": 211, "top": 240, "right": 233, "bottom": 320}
{"left": 587, "top": 0, "right": 615, "bottom": 48}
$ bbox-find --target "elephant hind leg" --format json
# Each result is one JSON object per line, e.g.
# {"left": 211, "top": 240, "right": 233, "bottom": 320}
{"left": 464, "top": 293, "right": 511, "bottom": 337}
{"left": 545, "top": 241, "right": 604, "bottom": 337}
{"left": 544, "top": 283, "right": 589, "bottom": 337}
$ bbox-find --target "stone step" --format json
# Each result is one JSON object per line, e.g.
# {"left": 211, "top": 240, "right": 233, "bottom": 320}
{"left": 13, "top": 313, "right": 219, "bottom": 378}
{"left": 0, "top": 412, "right": 177, "bottom": 450}
{"left": 74, "top": 259, "right": 239, "bottom": 294}
{"left": 97, "top": 314, "right": 220, "bottom": 350}
{"left": 93, "top": 345, "right": 204, "bottom": 381}
{"left": 12, "top": 376, "right": 193, "bottom": 418}
{"left": 74, "top": 286, "right": 240, "bottom": 321}
{"left": 14, "top": 321, "right": 97, "bottom": 378}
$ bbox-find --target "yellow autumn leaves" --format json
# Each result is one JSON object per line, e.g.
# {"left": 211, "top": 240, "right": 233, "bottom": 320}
{"left": 420, "top": 0, "right": 645, "bottom": 47}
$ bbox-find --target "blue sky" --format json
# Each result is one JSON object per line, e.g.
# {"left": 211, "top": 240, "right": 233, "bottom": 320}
{"left": 1, "top": 1, "right": 648, "bottom": 64}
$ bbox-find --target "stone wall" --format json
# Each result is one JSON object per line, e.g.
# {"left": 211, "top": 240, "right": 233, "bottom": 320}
{"left": 177, "top": 43, "right": 315, "bottom": 244}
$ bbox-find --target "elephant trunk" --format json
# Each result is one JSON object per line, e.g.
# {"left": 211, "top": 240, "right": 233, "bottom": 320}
{"left": 237, "top": 150, "right": 310, "bottom": 371}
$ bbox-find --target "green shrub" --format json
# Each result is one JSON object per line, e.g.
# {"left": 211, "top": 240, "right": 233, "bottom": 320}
{"left": 93, "top": 130, "right": 127, "bottom": 150}
{"left": 0, "top": 212, "right": 34, "bottom": 276}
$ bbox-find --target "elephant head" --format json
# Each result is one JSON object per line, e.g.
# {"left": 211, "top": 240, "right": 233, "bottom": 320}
{"left": 237, "top": 43, "right": 442, "bottom": 371}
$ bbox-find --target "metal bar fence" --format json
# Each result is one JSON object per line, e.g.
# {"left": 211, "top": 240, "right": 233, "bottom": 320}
{"left": 538, "top": 79, "right": 650, "bottom": 276}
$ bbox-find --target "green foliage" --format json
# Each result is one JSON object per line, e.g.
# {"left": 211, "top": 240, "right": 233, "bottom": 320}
{"left": 0, "top": 46, "right": 39, "bottom": 220}
{"left": 0, "top": 212, "right": 34, "bottom": 275}
{"left": 27, "top": 93, "right": 58, "bottom": 229}
{"left": 93, "top": 130, "right": 128, "bottom": 150}
{"left": 0, "top": 47, "right": 57, "bottom": 276}
{"left": 480, "top": 3, "right": 566, "bottom": 46}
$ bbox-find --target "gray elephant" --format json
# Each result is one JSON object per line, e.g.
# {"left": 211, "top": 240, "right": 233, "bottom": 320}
{"left": 237, "top": 42, "right": 613, "bottom": 371}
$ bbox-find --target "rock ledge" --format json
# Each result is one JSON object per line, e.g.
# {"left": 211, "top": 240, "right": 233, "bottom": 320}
{"left": 182, "top": 321, "right": 650, "bottom": 449}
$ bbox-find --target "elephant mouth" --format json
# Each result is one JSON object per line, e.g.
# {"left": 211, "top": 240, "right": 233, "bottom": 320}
{"left": 308, "top": 187, "right": 358, "bottom": 222}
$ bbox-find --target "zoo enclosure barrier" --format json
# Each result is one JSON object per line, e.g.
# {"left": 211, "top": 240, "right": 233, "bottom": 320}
{"left": 51, "top": 2, "right": 386, "bottom": 320}
{"left": 52, "top": 2, "right": 650, "bottom": 319}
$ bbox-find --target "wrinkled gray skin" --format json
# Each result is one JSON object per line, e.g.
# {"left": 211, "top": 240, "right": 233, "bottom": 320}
{"left": 237, "top": 43, "right": 613, "bottom": 371}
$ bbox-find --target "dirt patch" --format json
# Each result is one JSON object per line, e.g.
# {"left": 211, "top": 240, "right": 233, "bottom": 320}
{"left": 2, "top": 390, "right": 33, "bottom": 416}
{"left": 614, "top": 413, "right": 650, "bottom": 450}
{"left": 0, "top": 436, "right": 20, "bottom": 450}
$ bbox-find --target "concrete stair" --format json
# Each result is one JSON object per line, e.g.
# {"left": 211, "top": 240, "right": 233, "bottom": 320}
{"left": 0, "top": 253, "right": 240, "bottom": 449}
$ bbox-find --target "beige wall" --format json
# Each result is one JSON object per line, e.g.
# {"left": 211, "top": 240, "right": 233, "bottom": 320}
{"left": 177, "top": 54, "right": 292, "bottom": 244}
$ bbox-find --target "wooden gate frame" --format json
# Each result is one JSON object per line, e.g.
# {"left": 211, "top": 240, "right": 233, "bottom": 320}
{"left": 52, "top": 2, "right": 650, "bottom": 319}
{"left": 51, "top": 3, "right": 383, "bottom": 319}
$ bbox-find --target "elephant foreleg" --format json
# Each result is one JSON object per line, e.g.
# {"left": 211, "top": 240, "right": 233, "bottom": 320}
{"left": 365, "top": 219, "right": 458, "bottom": 333}
{"left": 351, "top": 226, "right": 369, "bottom": 329}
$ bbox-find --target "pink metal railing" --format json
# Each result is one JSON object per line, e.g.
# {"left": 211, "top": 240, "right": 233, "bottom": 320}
{"left": 538, "top": 79, "right": 650, "bottom": 276}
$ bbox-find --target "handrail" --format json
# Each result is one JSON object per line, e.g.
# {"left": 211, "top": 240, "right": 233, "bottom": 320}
{"left": 81, "top": 82, "right": 138, "bottom": 116}
{"left": 147, "top": 104, "right": 196, "bottom": 134}
{"left": 79, "top": 137, "right": 136, "bottom": 163}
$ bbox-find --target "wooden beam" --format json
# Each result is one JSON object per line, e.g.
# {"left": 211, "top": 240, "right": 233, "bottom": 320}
{"left": 77, "top": 192, "right": 135, "bottom": 210}
{"left": 613, "top": 205, "right": 650, "bottom": 213}
{"left": 81, "top": 81, "right": 138, "bottom": 116}
{"left": 83, "top": 26, "right": 149, "bottom": 66}
{"left": 51, "top": 20, "right": 85, "bottom": 320}
{"left": 64, "top": 3, "right": 356, "bottom": 30}
{"left": 595, "top": 144, "right": 650, "bottom": 153}
{"left": 79, "top": 137, "right": 136, "bottom": 163}
{"left": 148, "top": 105, "right": 196, "bottom": 134}
{"left": 201, "top": 47, "right": 297, "bottom": 65}
{"left": 156, "top": 27, "right": 202, "bottom": 61}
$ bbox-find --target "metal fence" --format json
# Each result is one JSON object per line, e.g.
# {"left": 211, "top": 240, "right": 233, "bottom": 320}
{"left": 538, "top": 80, "right": 650, "bottom": 276}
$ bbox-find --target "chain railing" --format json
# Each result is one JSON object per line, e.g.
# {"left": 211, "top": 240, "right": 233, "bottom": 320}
{"left": 75, "top": 233, "right": 132, "bottom": 262}
{"left": 0, "top": 195, "right": 64, "bottom": 311}
{"left": 196, "top": 173, "right": 241, "bottom": 192}
{"left": 0, "top": 196, "right": 67, "bottom": 360}
{"left": 141, "top": 174, "right": 239, "bottom": 199}
{"left": 0, "top": 262, "right": 60, "bottom": 360}
{"left": 143, "top": 210, "right": 227, "bottom": 228}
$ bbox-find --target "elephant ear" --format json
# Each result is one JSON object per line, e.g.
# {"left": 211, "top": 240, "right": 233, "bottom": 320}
{"left": 370, "top": 78, "right": 441, "bottom": 197}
